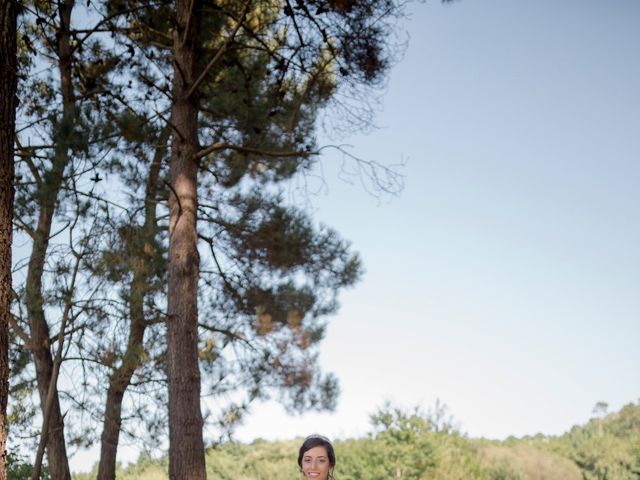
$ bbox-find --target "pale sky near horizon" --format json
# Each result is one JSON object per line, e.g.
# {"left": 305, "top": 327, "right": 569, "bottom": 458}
{"left": 69, "top": 0, "right": 640, "bottom": 472}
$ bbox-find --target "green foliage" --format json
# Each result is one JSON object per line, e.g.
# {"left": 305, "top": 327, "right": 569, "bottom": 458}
{"left": 484, "top": 457, "right": 524, "bottom": 480}
{"left": 480, "top": 443, "right": 582, "bottom": 480}
{"left": 7, "top": 452, "right": 49, "bottom": 480}
{"left": 368, "top": 405, "right": 439, "bottom": 479}
{"left": 534, "top": 401, "right": 640, "bottom": 480}
{"left": 77, "top": 402, "right": 640, "bottom": 480}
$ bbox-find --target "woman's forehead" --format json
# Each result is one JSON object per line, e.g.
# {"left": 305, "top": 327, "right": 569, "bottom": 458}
{"left": 304, "top": 445, "right": 328, "bottom": 456}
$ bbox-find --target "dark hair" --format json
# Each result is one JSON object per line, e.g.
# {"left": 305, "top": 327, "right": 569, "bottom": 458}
{"left": 297, "top": 434, "right": 336, "bottom": 469}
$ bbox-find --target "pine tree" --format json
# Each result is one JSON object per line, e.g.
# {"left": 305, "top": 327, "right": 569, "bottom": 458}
{"left": 0, "top": 0, "right": 18, "bottom": 477}
{"left": 11, "top": 0, "right": 128, "bottom": 476}
{"left": 10, "top": 0, "right": 411, "bottom": 477}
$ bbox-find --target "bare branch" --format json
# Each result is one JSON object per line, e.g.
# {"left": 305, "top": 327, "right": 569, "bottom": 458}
{"left": 284, "top": 0, "right": 305, "bottom": 48}
{"left": 319, "top": 144, "right": 405, "bottom": 197}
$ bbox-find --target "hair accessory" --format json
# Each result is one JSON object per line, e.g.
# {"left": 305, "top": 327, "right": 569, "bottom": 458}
{"left": 305, "top": 434, "right": 331, "bottom": 442}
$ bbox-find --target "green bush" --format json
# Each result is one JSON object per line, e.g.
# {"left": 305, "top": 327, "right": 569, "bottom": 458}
{"left": 67, "top": 401, "right": 640, "bottom": 480}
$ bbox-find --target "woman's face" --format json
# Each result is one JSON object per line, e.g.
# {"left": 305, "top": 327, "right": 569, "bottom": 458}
{"left": 301, "top": 445, "right": 332, "bottom": 480}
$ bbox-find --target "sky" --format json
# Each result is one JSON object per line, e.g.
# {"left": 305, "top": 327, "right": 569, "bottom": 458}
{"left": 71, "top": 0, "right": 640, "bottom": 472}
{"left": 233, "top": 0, "right": 640, "bottom": 443}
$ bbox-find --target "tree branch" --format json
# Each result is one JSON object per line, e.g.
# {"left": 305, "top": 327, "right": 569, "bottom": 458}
{"left": 15, "top": 137, "right": 42, "bottom": 186}
{"left": 32, "top": 244, "right": 83, "bottom": 480}
{"left": 198, "top": 323, "right": 255, "bottom": 350}
{"left": 185, "top": 0, "right": 252, "bottom": 100}
{"left": 319, "top": 144, "right": 405, "bottom": 197}
{"left": 194, "top": 141, "right": 316, "bottom": 161}
{"left": 8, "top": 313, "right": 31, "bottom": 345}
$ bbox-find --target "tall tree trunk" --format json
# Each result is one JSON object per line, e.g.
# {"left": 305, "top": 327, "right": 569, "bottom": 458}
{"left": 27, "top": 188, "right": 73, "bottom": 480}
{"left": 97, "top": 130, "right": 167, "bottom": 480}
{"left": 167, "top": 0, "right": 206, "bottom": 477}
{"left": 0, "top": 0, "right": 18, "bottom": 477}
{"left": 26, "top": 1, "right": 76, "bottom": 478}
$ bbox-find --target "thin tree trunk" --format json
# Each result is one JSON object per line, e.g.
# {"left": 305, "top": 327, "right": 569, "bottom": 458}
{"left": 32, "top": 253, "right": 80, "bottom": 480}
{"left": 97, "top": 129, "right": 167, "bottom": 480}
{"left": 167, "top": 0, "right": 206, "bottom": 476}
{"left": 25, "top": 1, "right": 76, "bottom": 478}
{"left": 0, "top": 0, "right": 18, "bottom": 477}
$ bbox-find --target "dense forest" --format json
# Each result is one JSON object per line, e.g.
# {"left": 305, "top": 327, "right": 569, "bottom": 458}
{"left": 13, "top": 400, "right": 637, "bottom": 480}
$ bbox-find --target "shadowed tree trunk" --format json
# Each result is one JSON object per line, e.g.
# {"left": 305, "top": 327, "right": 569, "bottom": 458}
{"left": 0, "top": 0, "right": 18, "bottom": 476}
{"left": 26, "top": 1, "right": 76, "bottom": 478}
{"left": 97, "top": 129, "right": 167, "bottom": 480}
{"left": 166, "top": 0, "right": 206, "bottom": 477}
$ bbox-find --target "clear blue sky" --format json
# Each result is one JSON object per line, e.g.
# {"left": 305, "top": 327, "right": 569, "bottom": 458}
{"left": 71, "top": 0, "right": 640, "bottom": 472}
{"left": 232, "top": 0, "right": 640, "bottom": 444}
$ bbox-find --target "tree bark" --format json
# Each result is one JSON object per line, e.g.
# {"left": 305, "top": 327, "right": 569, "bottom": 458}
{"left": 167, "top": 0, "right": 206, "bottom": 477}
{"left": 97, "top": 129, "right": 167, "bottom": 480}
{"left": 25, "top": 1, "right": 76, "bottom": 478}
{"left": 0, "top": 0, "right": 17, "bottom": 477}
